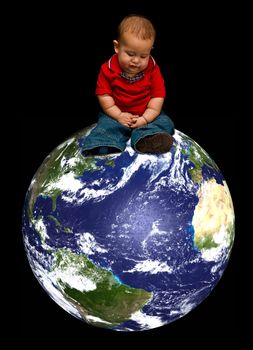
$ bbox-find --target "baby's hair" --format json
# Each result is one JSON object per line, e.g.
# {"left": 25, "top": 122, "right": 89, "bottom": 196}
{"left": 118, "top": 14, "right": 156, "bottom": 41}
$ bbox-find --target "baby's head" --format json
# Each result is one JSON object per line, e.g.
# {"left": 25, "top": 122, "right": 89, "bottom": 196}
{"left": 114, "top": 15, "right": 156, "bottom": 76}
{"left": 117, "top": 14, "right": 156, "bottom": 45}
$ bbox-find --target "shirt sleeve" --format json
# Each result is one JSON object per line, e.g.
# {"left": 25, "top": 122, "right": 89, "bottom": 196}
{"left": 95, "top": 63, "right": 112, "bottom": 95}
{"left": 150, "top": 64, "right": 166, "bottom": 98}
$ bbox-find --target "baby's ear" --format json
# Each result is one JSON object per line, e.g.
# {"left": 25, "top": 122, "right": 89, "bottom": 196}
{"left": 113, "top": 40, "right": 119, "bottom": 53}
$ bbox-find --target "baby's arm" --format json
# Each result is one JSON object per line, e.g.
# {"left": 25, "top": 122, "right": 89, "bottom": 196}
{"left": 131, "top": 97, "right": 164, "bottom": 128}
{"left": 97, "top": 94, "right": 136, "bottom": 127}
{"left": 142, "top": 97, "right": 164, "bottom": 123}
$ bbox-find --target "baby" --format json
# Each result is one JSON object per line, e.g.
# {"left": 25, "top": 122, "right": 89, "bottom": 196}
{"left": 82, "top": 14, "right": 174, "bottom": 156}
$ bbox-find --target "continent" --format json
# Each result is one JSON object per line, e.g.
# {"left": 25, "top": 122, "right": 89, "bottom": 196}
{"left": 181, "top": 135, "right": 219, "bottom": 183}
{"left": 51, "top": 249, "right": 152, "bottom": 326}
{"left": 27, "top": 132, "right": 100, "bottom": 219}
{"left": 192, "top": 178, "right": 234, "bottom": 251}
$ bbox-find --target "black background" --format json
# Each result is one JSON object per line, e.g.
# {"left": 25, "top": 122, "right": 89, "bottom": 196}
{"left": 17, "top": 2, "right": 241, "bottom": 338}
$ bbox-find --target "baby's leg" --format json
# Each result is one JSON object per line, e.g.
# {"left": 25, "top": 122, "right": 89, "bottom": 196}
{"left": 81, "top": 112, "right": 131, "bottom": 156}
{"left": 131, "top": 112, "right": 175, "bottom": 154}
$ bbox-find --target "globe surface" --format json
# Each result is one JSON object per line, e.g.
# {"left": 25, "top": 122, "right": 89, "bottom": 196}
{"left": 22, "top": 126, "right": 235, "bottom": 331}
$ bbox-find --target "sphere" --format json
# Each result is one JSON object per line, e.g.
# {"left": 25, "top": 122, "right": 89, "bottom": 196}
{"left": 22, "top": 125, "right": 235, "bottom": 331}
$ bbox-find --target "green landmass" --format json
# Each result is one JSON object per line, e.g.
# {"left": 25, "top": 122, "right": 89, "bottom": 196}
{"left": 195, "top": 234, "right": 219, "bottom": 250}
{"left": 105, "top": 159, "right": 115, "bottom": 167}
{"left": 47, "top": 215, "right": 73, "bottom": 233}
{"left": 28, "top": 135, "right": 98, "bottom": 219}
{"left": 48, "top": 215, "right": 62, "bottom": 227}
{"left": 52, "top": 249, "right": 152, "bottom": 326}
{"left": 181, "top": 135, "right": 219, "bottom": 184}
{"left": 27, "top": 128, "right": 116, "bottom": 221}
{"left": 194, "top": 220, "right": 235, "bottom": 251}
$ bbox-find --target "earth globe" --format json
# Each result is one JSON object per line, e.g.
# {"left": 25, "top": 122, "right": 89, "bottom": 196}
{"left": 22, "top": 125, "right": 235, "bottom": 332}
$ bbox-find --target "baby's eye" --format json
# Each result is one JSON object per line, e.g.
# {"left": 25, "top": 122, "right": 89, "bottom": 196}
{"left": 141, "top": 55, "right": 148, "bottom": 59}
{"left": 127, "top": 52, "right": 135, "bottom": 57}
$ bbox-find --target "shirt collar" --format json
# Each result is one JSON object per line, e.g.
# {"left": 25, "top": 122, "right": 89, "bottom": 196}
{"left": 120, "top": 71, "right": 145, "bottom": 83}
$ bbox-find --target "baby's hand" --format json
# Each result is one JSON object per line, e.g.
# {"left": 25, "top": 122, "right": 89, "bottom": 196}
{"left": 118, "top": 113, "right": 138, "bottom": 127}
{"left": 128, "top": 115, "right": 139, "bottom": 126}
{"left": 130, "top": 116, "right": 147, "bottom": 128}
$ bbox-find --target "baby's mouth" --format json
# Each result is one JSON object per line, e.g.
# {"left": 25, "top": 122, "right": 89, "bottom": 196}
{"left": 129, "top": 66, "right": 139, "bottom": 71}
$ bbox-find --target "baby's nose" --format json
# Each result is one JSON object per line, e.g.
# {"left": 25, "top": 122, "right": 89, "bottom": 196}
{"left": 132, "top": 56, "right": 140, "bottom": 64}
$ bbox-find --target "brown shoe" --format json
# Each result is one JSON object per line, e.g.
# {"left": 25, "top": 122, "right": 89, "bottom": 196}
{"left": 136, "top": 133, "right": 173, "bottom": 154}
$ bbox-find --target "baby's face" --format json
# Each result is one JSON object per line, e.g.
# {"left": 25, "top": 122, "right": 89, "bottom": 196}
{"left": 114, "top": 32, "right": 154, "bottom": 77}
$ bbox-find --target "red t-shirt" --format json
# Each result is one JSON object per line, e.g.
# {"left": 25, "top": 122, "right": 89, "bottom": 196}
{"left": 96, "top": 54, "right": 166, "bottom": 116}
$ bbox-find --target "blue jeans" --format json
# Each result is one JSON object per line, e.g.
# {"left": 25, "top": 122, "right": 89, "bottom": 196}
{"left": 81, "top": 111, "right": 175, "bottom": 153}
